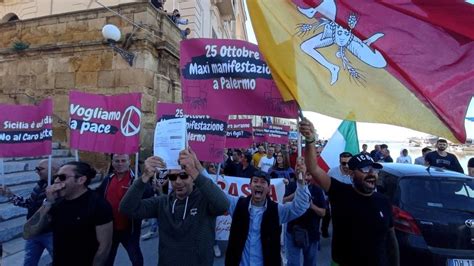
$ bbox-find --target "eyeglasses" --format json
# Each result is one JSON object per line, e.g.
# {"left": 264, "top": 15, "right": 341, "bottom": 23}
{"left": 34, "top": 167, "right": 45, "bottom": 172}
{"left": 358, "top": 166, "right": 379, "bottom": 174}
{"left": 53, "top": 174, "right": 79, "bottom": 181}
{"left": 167, "top": 172, "right": 189, "bottom": 181}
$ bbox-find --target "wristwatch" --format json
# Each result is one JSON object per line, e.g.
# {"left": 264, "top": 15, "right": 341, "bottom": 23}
{"left": 42, "top": 198, "right": 53, "bottom": 207}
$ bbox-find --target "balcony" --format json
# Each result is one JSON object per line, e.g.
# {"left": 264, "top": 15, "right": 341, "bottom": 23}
{"left": 213, "top": 0, "right": 235, "bottom": 21}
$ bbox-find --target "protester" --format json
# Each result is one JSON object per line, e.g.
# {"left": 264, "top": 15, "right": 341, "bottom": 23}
{"left": 168, "top": 9, "right": 188, "bottom": 26}
{"left": 273, "top": 144, "right": 282, "bottom": 159}
{"left": 361, "top": 144, "right": 370, "bottom": 156}
{"left": 414, "top": 147, "right": 431, "bottom": 165}
{"left": 468, "top": 157, "right": 474, "bottom": 177}
{"left": 425, "top": 139, "right": 464, "bottom": 173}
{"left": 224, "top": 149, "right": 242, "bottom": 176}
{"left": 96, "top": 154, "right": 154, "bottom": 266}
{"left": 0, "top": 159, "right": 59, "bottom": 265}
{"left": 236, "top": 152, "right": 258, "bottom": 178}
{"left": 23, "top": 161, "right": 114, "bottom": 266}
{"left": 299, "top": 118, "right": 400, "bottom": 266}
{"left": 119, "top": 148, "right": 229, "bottom": 266}
{"left": 289, "top": 143, "right": 298, "bottom": 169}
{"left": 225, "top": 160, "right": 310, "bottom": 266}
{"left": 258, "top": 146, "right": 275, "bottom": 173}
{"left": 322, "top": 152, "right": 352, "bottom": 238}
{"left": 252, "top": 145, "right": 266, "bottom": 167}
{"left": 181, "top": 27, "right": 191, "bottom": 39}
{"left": 269, "top": 151, "right": 295, "bottom": 182}
{"left": 379, "top": 144, "right": 393, "bottom": 162}
{"left": 283, "top": 172, "right": 326, "bottom": 266}
{"left": 396, "top": 149, "right": 412, "bottom": 164}
{"left": 370, "top": 144, "right": 381, "bottom": 160}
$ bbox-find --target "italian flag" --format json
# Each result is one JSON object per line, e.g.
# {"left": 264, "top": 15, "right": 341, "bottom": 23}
{"left": 318, "top": 120, "right": 360, "bottom": 172}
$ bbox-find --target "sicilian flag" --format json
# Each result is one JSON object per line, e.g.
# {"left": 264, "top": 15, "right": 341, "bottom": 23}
{"left": 247, "top": 0, "right": 474, "bottom": 143}
{"left": 318, "top": 120, "right": 359, "bottom": 172}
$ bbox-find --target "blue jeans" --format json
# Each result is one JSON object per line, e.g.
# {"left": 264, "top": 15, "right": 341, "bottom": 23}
{"left": 24, "top": 232, "right": 53, "bottom": 266}
{"left": 286, "top": 231, "right": 319, "bottom": 266}
{"left": 105, "top": 229, "right": 143, "bottom": 266}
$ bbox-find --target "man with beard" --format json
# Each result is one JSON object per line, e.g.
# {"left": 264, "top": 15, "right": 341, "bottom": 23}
{"left": 225, "top": 160, "right": 310, "bottom": 266}
{"left": 425, "top": 139, "right": 463, "bottom": 173}
{"left": 120, "top": 148, "right": 229, "bottom": 266}
{"left": 299, "top": 119, "right": 399, "bottom": 266}
{"left": 23, "top": 161, "right": 113, "bottom": 266}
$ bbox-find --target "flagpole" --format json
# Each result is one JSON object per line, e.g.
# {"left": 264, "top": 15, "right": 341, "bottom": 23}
{"left": 296, "top": 106, "right": 305, "bottom": 181}
{"left": 47, "top": 155, "right": 52, "bottom": 185}
{"left": 0, "top": 158, "right": 4, "bottom": 188}
{"left": 216, "top": 163, "right": 221, "bottom": 183}
{"left": 135, "top": 152, "right": 139, "bottom": 177}
{"left": 74, "top": 150, "right": 79, "bottom": 161}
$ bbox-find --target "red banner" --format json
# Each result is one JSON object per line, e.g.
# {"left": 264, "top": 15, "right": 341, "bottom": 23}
{"left": 69, "top": 91, "right": 141, "bottom": 154}
{"left": 0, "top": 99, "right": 53, "bottom": 157}
{"left": 180, "top": 38, "right": 298, "bottom": 118}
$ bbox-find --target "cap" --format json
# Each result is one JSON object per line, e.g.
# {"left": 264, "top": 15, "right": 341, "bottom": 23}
{"left": 348, "top": 153, "right": 383, "bottom": 170}
{"left": 252, "top": 170, "right": 271, "bottom": 184}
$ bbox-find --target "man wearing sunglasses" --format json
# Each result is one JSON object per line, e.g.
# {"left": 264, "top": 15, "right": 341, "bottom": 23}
{"left": 225, "top": 160, "right": 310, "bottom": 266}
{"left": 119, "top": 148, "right": 229, "bottom": 266}
{"left": 23, "top": 161, "right": 113, "bottom": 266}
{"left": 96, "top": 154, "right": 154, "bottom": 266}
{"left": 299, "top": 119, "right": 399, "bottom": 266}
{"left": 0, "top": 159, "right": 59, "bottom": 265}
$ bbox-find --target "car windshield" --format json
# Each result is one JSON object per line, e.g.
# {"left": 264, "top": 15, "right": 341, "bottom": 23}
{"left": 399, "top": 177, "right": 474, "bottom": 213}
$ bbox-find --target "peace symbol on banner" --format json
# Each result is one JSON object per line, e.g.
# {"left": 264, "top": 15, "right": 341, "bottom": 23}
{"left": 120, "top": 106, "right": 141, "bottom": 137}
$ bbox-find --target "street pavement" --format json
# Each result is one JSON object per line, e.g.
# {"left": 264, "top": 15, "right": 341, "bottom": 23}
{"left": 113, "top": 227, "right": 332, "bottom": 266}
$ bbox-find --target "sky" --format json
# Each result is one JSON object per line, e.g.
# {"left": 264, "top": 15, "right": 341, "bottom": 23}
{"left": 243, "top": 3, "right": 474, "bottom": 141}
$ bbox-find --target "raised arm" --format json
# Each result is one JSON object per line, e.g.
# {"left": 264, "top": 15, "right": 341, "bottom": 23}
{"left": 119, "top": 156, "right": 163, "bottom": 219}
{"left": 278, "top": 158, "right": 310, "bottom": 224}
{"left": 23, "top": 183, "right": 63, "bottom": 239}
{"left": 299, "top": 118, "right": 331, "bottom": 192}
{"left": 182, "top": 148, "right": 229, "bottom": 215}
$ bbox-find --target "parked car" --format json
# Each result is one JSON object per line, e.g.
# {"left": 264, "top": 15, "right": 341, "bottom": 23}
{"left": 377, "top": 163, "right": 474, "bottom": 266}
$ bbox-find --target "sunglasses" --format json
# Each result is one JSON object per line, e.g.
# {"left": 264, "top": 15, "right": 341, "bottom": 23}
{"left": 53, "top": 174, "right": 79, "bottom": 181}
{"left": 358, "top": 166, "right": 379, "bottom": 174}
{"left": 35, "top": 167, "right": 45, "bottom": 172}
{"left": 167, "top": 172, "right": 189, "bottom": 181}
{"left": 340, "top": 162, "right": 348, "bottom": 166}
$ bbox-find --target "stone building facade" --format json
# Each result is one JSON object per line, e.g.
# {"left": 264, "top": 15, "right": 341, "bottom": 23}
{"left": 0, "top": 0, "right": 247, "bottom": 166}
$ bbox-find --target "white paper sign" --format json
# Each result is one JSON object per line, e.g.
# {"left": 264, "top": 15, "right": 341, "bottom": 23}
{"left": 153, "top": 118, "right": 187, "bottom": 169}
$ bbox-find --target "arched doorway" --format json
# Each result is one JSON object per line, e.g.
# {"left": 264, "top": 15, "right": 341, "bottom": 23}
{"left": 2, "top": 13, "right": 19, "bottom": 23}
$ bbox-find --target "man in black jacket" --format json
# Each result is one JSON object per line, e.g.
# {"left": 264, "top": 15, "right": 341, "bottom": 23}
{"left": 96, "top": 154, "right": 154, "bottom": 266}
{"left": 0, "top": 159, "right": 59, "bottom": 265}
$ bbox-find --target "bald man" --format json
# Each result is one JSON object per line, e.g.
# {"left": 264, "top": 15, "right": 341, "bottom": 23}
{"left": 0, "top": 159, "right": 59, "bottom": 265}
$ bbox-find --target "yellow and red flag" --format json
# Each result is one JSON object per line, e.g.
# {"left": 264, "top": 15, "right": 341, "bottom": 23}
{"left": 247, "top": 0, "right": 474, "bottom": 142}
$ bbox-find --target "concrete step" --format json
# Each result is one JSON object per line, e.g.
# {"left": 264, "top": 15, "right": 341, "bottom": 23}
{"left": 4, "top": 156, "right": 77, "bottom": 174}
{"left": 0, "top": 202, "right": 27, "bottom": 221}
{"left": 0, "top": 216, "right": 25, "bottom": 243}
{"left": 2, "top": 171, "right": 37, "bottom": 187}
{"left": 3, "top": 149, "right": 71, "bottom": 162}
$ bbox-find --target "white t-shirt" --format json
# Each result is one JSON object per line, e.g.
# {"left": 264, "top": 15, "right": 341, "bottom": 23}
{"left": 258, "top": 156, "right": 275, "bottom": 173}
{"left": 327, "top": 166, "right": 352, "bottom": 184}
{"left": 396, "top": 155, "right": 412, "bottom": 164}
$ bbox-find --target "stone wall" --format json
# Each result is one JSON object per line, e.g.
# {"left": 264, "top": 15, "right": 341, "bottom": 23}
{"left": 0, "top": 2, "right": 183, "bottom": 162}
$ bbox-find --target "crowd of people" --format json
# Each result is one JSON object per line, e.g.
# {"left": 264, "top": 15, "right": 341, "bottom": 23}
{"left": 3, "top": 119, "right": 474, "bottom": 266}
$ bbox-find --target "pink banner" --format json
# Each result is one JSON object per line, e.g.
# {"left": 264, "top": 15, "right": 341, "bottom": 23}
{"left": 156, "top": 103, "right": 227, "bottom": 163}
{"left": 226, "top": 119, "right": 253, "bottom": 149}
{"left": 69, "top": 91, "right": 141, "bottom": 154}
{"left": 253, "top": 124, "right": 290, "bottom": 145}
{"left": 0, "top": 99, "right": 53, "bottom": 157}
{"left": 180, "top": 38, "right": 298, "bottom": 118}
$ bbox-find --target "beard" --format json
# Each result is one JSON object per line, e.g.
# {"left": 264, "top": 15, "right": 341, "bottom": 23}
{"left": 353, "top": 174, "right": 377, "bottom": 194}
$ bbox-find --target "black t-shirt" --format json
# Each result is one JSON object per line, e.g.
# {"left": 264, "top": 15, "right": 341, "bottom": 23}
{"left": 285, "top": 183, "right": 326, "bottom": 241}
{"left": 425, "top": 151, "right": 464, "bottom": 173}
{"left": 328, "top": 178, "right": 393, "bottom": 266}
{"left": 235, "top": 164, "right": 257, "bottom": 178}
{"left": 50, "top": 190, "right": 113, "bottom": 266}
